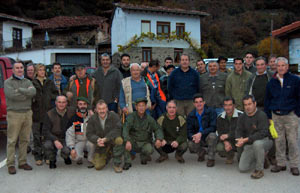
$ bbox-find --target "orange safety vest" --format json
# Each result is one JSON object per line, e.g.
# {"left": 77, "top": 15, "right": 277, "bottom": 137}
{"left": 74, "top": 78, "right": 90, "bottom": 97}
{"left": 146, "top": 72, "right": 166, "bottom": 102}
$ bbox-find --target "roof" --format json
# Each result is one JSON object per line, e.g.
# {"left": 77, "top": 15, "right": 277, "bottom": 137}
{"left": 272, "top": 21, "right": 300, "bottom": 37}
{"left": 34, "top": 16, "right": 108, "bottom": 30}
{"left": 0, "top": 13, "right": 38, "bottom": 25}
{"left": 114, "top": 3, "right": 209, "bottom": 17}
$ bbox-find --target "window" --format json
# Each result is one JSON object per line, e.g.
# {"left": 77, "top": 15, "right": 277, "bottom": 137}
{"left": 141, "top": 20, "right": 151, "bottom": 33}
{"left": 12, "top": 28, "right": 22, "bottom": 48}
{"left": 174, "top": 48, "right": 183, "bottom": 63}
{"left": 176, "top": 23, "right": 185, "bottom": 37}
{"left": 157, "top": 22, "right": 170, "bottom": 37}
{"left": 142, "top": 47, "right": 152, "bottom": 62}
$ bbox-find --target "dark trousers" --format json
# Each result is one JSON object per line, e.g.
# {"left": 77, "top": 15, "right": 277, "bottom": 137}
{"left": 32, "top": 122, "right": 44, "bottom": 161}
{"left": 44, "top": 140, "right": 70, "bottom": 161}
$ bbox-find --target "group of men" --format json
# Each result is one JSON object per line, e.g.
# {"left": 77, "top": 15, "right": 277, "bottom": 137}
{"left": 4, "top": 51, "right": 300, "bottom": 180}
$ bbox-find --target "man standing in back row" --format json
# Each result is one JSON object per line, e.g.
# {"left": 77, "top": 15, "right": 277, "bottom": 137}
{"left": 5, "top": 62, "right": 36, "bottom": 174}
{"left": 168, "top": 54, "right": 200, "bottom": 116}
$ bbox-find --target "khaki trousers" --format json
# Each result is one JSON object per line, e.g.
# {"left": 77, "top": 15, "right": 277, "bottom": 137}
{"left": 6, "top": 110, "right": 32, "bottom": 167}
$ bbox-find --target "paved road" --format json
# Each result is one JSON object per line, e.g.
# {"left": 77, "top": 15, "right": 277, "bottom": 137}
{"left": 0, "top": 131, "right": 300, "bottom": 193}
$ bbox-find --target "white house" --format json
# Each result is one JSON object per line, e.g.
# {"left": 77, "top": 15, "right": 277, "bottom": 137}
{"left": 111, "top": 3, "right": 209, "bottom": 64}
{"left": 0, "top": 13, "right": 38, "bottom": 51}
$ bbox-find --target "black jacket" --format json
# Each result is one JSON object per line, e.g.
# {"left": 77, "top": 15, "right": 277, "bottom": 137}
{"left": 187, "top": 106, "right": 217, "bottom": 140}
{"left": 32, "top": 78, "right": 58, "bottom": 122}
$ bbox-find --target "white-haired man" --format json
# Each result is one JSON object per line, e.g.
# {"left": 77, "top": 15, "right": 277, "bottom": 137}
{"left": 119, "top": 63, "right": 151, "bottom": 115}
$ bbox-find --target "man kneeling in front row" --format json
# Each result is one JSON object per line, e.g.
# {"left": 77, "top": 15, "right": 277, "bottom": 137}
{"left": 122, "top": 98, "right": 164, "bottom": 170}
{"left": 236, "top": 95, "right": 273, "bottom": 179}
{"left": 86, "top": 100, "right": 124, "bottom": 173}
{"left": 156, "top": 100, "right": 188, "bottom": 163}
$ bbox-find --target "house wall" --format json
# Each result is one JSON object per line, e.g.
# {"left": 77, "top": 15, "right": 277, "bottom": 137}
{"left": 111, "top": 7, "right": 201, "bottom": 54}
{"left": 0, "top": 48, "right": 96, "bottom": 66}
{"left": 115, "top": 47, "right": 201, "bottom": 68}
{"left": 2, "top": 21, "right": 32, "bottom": 49}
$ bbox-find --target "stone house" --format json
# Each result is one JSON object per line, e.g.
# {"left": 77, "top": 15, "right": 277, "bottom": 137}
{"left": 111, "top": 3, "right": 209, "bottom": 67}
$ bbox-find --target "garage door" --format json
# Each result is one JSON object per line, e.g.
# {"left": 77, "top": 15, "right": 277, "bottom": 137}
{"left": 56, "top": 53, "right": 91, "bottom": 66}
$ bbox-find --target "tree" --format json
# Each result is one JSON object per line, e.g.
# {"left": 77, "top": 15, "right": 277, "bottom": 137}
{"left": 257, "top": 37, "right": 284, "bottom": 57}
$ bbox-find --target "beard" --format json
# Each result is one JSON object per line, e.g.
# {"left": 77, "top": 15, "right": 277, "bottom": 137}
{"left": 78, "top": 108, "right": 87, "bottom": 114}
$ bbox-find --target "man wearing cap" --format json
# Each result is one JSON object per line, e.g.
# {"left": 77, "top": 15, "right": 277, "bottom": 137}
{"left": 66, "top": 97, "right": 95, "bottom": 165}
{"left": 65, "top": 64, "right": 96, "bottom": 114}
{"left": 86, "top": 99, "right": 124, "bottom": 173}
{"left": 122, "top": 98, "right": 164, "bottom": 170}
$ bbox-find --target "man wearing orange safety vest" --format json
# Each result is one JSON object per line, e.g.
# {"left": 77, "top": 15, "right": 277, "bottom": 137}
{"left": 65, "top": 64, "right": 96, "bottom": 115}
{"left": 142, "top": 59, "right": 166, "bottom": 119}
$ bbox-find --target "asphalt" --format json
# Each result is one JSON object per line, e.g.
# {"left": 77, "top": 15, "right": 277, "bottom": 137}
{"left": 0, "top": 131, "right": 300, "bottom": 193}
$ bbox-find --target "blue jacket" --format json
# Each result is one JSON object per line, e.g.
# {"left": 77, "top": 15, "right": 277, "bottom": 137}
{"left": 264, "top": 72, "right": 300, "bottom": 119}
{"left": 49, "top": 74, "right": 68, "bottom": 94}
{"left": 168, "top": 67, "right": 200, "bottom": 100}
{"left": 187, "top": 106, "right": 217, "bottom": 140}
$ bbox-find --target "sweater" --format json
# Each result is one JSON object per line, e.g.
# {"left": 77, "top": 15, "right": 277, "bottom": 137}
{"left": 4, "top": 76, "right": 36, "bottom": 112}
{"left": 236, "top": 109, "right": 271, "bottom": 144}
{"left": 168, "top": 66, "right": 200, "bottom": 100}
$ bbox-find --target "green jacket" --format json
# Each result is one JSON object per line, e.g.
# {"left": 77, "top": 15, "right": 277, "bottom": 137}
{"left": 225, "top": 69, "right": 251, "bottom": 110}
{"left": 200, "top": 72, "right": 227, "bottom": 108}
{"left": 4, "top": 76, "right": 36, "bottom": 112}
{"left": 122, "top": 112, "right": 164, "bottom": 143}
{"left": 157, "top": 113, "right": 187, "bottom": 144}
{"left": 87, "top": 111, "right": 122, "bottom": 142}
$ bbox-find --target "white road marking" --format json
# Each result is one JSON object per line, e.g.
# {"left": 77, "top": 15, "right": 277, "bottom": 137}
{"left": 0, "top": 158, "right": 7, "bottom": 168}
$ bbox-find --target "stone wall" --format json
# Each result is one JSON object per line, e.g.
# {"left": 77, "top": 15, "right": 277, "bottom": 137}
{"left": 114, "top": 47, "right": 202, "bottom": 68}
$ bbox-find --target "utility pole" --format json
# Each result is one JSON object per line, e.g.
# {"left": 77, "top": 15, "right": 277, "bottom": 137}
{"left": 270, "top": 13, "right": 277, "bottom": 55}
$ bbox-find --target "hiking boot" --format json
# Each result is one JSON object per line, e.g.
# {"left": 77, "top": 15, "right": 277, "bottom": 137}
{"left": 49, "top": 161, "right": 57, "bottom": 169}
{"left": 8, "top": 166, "right": 16, "bottom": 175}
{"left": 18, "top": 163, "right": 32, "bottom": 170}
{"left": 35, "top": 160, "right": 43, "bottom": 166}
{"left": 123, "top": 163, "right": 132, "bottom": 170}
{"left": 271, "top": 165, "right": 286, "bottom": 173}
{"left": 45, "top": 160, "right": 50, "bottom": 165}
{"left": 206, "top": 159, "right": 215, "bottom": 167}
{"left": 64, "top": 157, "right": 72, "bottom": 165}
{"left": 251, "top": 170, "right": 264, "bottom": 179}
{"left": 175, "top": 153, "right": 185, "bottom": 164}
{"left": 290, "top": 167, "right": 300, "bottom": 176}
{"left": 156, "top": 155, "right": 168, "bottom": 163}
{"left": 225, "top": 157, "right": 234, "bottom": 164}
{"left": 113, "top": 164, "right": 123, "bottom": 173}
{"left": 77, "top": 159, "right": 83, "bottom": 165}
{"left": 141, "top": 160, "right": 147, "bottom": 165}
{"left": 146, "top": 155, "right": 152, "bottom": 162}
{"left": 197, "top": 150, "right": 205, "bottom": 162}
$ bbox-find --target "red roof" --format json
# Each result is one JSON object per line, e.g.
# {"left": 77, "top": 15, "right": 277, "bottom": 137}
{"left": 115, "top": 3, "right": 209, "bottom": 17}
{"left": 0, "top": 13, "right": 38, "bottom": 25}
{"left": 272, "top": 21, "right": 300, "bottom": 37}
{"left": 35, "top": 16, "right": 108, "bottom": 30}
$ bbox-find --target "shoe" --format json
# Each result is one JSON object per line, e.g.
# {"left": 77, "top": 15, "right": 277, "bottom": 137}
{"left": 18, "top": 163, "right": 32, "bottom": 170}
{"left": 141, "top": 160, "right": 147, "bottom": 165}
{"left": 155, "top": 155, "right": 168, "bottom": 163}
{"left": 87, "top": 162, "right": 94, "bottom": 169}
{"left": 175, "top": 153, "right": 185, "bottom": 164}
{"left": 8, "top": 166, "right": 16, "bottom": 175}
{"left": 225, "top": 158, "right": 234, "bottom": 164}
{"left": 251, "top": 170, "right": 264, "bottom": 179}
{"left": 45, "top": 160, "right": 50, "bottom": 165}
{"left": 77, "top": 159, "right": 83, "bottom": 165}
{"left": 206, "top": 159, "right": 215, "bottom": 167}
{"left": 290, "top": 167, "right": 300, "bottom": 176}
{"left": 49, "top": 161, "right": 57, "bottom": 169}
{"left": 271, "top": 165, "right": 286, "bottom": 173}
{"left": 269, "top": 157, "right": 277, "bottom": 165}
{"left": 146, "top": 155, "right": 152, "bottom": 162}
{"left": 113, "top": 164, "right": 123, "bottom": 173}
{"left": 84, "top": 151, "right": 88, "bottom": 159}
{"left": 197, "top": 150, "right": 205, "bottom": 162}
{"left": 64, "top": 157, "right": 72, "bottom": 165}
{"left": 36, "top": 160, "right": 43, "bottom": 166}
{"left": 264, "top": 157, "right": 270, "bottom": 169}
{"left": 123, "top": 163, "right": 132, "bottom": 170}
